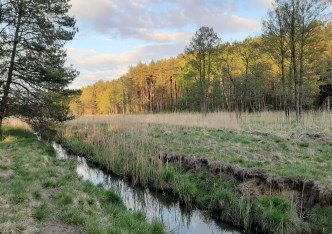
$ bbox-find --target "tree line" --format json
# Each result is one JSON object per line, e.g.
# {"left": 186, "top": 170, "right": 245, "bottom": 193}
{"left": 70, "top": 0, "right": 331, "bottom": 120}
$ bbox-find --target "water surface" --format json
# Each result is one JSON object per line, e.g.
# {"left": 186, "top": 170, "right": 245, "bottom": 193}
{"left": 53, "top": 143, "right": 242, "bottom": 234}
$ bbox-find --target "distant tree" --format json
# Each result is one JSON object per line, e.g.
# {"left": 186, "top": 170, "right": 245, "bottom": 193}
{"left": 69, "top": 92, "right": 83, "bottom": 116}
{"left": 0, "top": 0, "right": 78, "bottom": 136}
{"left": 185, "top": 26, "right": 220, "bottom": 113}
{"left": 236, "top": 37, "right": 260, "bottom": 112}
{"left": 66, "top": 17, "right": 332, "bottom": 116}
{"left": 80, "top": 86, "right": 97, "bottom": 115}
{"left": 316, "top": 22, "right": 332, "bottom": 109}
{"left": 219, "top": 42, "right": 243, "bottom": 112}
{"left": 263, "top": 1, "right": 290, "bottom": 116}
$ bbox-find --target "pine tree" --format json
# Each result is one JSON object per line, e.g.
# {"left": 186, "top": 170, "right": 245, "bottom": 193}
{"left": 0, "top": 0, "right": 78, "bottom": 136}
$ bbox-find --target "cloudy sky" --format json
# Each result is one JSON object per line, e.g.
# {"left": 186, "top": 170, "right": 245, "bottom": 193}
{"left": 66, "top": 0, "right": 273, "bottom": 89}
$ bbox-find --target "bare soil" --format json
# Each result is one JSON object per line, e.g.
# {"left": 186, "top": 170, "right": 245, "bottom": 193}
{"left": 36, "top": 221, "right": 83, "bottom": 234}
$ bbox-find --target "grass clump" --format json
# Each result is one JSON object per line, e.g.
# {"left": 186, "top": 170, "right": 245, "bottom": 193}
{"left": 60, "top": 209, "right": 86, "bottom": 225}
{"left": 308, "top": 206, "right": 332, "bottom": 233}
{"left": 104, "top": 190, "right": 123, "bottom": 204}
{"left": 57, "top": 192, "right": 74, "bottom": 206}
{"left": 254, "top": 196, "right": 302, "bottom": 233}
{"left": 33, "top": 203, "right": 52, "bottom": 221}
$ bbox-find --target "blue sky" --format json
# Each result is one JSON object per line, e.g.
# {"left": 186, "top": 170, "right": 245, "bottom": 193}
{"left": 66, "top": 0, "right": 273, "bottom": 89}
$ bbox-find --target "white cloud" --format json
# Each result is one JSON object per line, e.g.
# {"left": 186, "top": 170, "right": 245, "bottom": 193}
{"left": 135, "top": 31, "right": 192, "bottom": 43}
{"left": 70, "top": 0, "right": 264, "bottom": 42}
{"left": 67, "top": 42, "right": 186, "bottom": 88}
{"left": 70, "top": 0, "right": 116, "bottom": 20}
{"left": 67, "top": 0, "right": 272, "bottom": 88}
{"left": 261, "top": 0, "right": 274, "bottom": 7}
{"left": 69, "top": 69, "right": 126, "bottom": 89}
{"left": 67, "top": 41, "right": 186, "bottom": 70}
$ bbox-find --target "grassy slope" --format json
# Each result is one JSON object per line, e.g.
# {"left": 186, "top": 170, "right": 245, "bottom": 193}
{"left": 0, "top": 128, "right": 164, "bottom": 234}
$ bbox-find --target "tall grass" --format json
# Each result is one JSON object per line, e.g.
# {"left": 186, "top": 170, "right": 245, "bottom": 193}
{"left": 62, "top": 111, "right": 332, "bottom": 186}
{"left": 59, "top": 114, "right": 311, "bottom": 233}
{"left": 3, "top": 117, "right": 31, "bottom": 130}
{"left": 66, "top": 112, "right": 240, "bottom": 129}
{"left": 66, "top": 110, "right": 332, "bottom": 137}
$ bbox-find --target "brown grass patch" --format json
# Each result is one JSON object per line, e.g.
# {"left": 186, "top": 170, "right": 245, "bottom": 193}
{"left": 67, "top": 111, "right": 332, "bottom": 139}
{"left": 36, "top": 221, "right": 83, "bottom": 234}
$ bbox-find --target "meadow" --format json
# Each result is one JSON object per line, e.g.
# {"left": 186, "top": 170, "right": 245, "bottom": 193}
{"left": 64, "top": 111, "right": 332, "bottom": 185}
{"left": 59, "top": 111, "right": 332, "bottom": 233}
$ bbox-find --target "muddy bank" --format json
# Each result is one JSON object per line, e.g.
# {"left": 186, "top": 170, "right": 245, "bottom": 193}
{"left": 158, "top": 151, "right": 332, "bottom": 209}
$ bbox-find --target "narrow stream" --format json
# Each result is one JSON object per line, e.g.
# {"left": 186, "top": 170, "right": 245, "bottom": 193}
{"left": 53, "top": 143, "right": 242, "bottom": 234}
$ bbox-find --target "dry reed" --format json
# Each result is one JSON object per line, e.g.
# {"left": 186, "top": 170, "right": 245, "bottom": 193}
{"left": 65, "top": 111, "right": 332, "bottom": 139}
{"left": 3, "top": 117, "right": 31, "bottom": 130}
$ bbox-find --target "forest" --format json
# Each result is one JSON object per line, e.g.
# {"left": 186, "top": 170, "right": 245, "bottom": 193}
{"left": 70, "top": 2, "right": 332, "bottom": 120}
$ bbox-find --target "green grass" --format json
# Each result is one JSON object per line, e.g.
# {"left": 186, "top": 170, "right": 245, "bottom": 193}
{"left": 254, "top": 196, "right": 302, "bottom": 233}
{"left": 114, "top": 124, "right": 332, "bottom": 186}
{"left": 60, "top": 132, "right": 305, "bottom": 233}
{"left": 33, "top": 203, "right": 52, "bottom": 221}
{"left": 62, "top": 122, "right": 332, "bottom": 186}
{"left": 59, "top": 121, "right": 332, "bottom": 233}
{"left": 308, "top": 206, "right": 332, "bottom": 234}
{"left": 0, "top": 128, "right": 165, "bottom": 233}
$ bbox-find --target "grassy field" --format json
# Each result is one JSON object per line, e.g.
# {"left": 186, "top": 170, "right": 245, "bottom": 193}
{"left": 64, "top": 112, "right": 332, "bottom": 186}
{"left": 59, "top": 111, "right": 332, "bottom": 233}
{"left": 0, "top": 127, "right": 164, "bottom": 234}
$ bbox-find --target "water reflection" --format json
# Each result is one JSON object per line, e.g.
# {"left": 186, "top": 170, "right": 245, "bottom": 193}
{"left": 53, "top": 142, "right": 242, "bottom": 234}
{"left": 52, "top": 142, "right": 68, "bottom": 160}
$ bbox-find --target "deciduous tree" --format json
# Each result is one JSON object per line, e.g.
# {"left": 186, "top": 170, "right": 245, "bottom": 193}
{"left": 185, "top": 26, "right": 220, "bottom": 113}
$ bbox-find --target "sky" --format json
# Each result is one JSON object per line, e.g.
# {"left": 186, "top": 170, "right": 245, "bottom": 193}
{"left": 66, "top": 0, "right": 274, "bottom": 89}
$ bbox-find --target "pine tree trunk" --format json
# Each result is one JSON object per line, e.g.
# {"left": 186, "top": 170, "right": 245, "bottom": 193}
{"left": 0, "top": 11, "right": 22, "bottom": 137}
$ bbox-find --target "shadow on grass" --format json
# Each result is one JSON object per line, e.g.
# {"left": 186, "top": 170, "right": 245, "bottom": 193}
{"left": 4, "top": 128, "right": 34, "bottom": 139}
{"left": 0, "top": 128, "right": 38, "bottom": 146}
